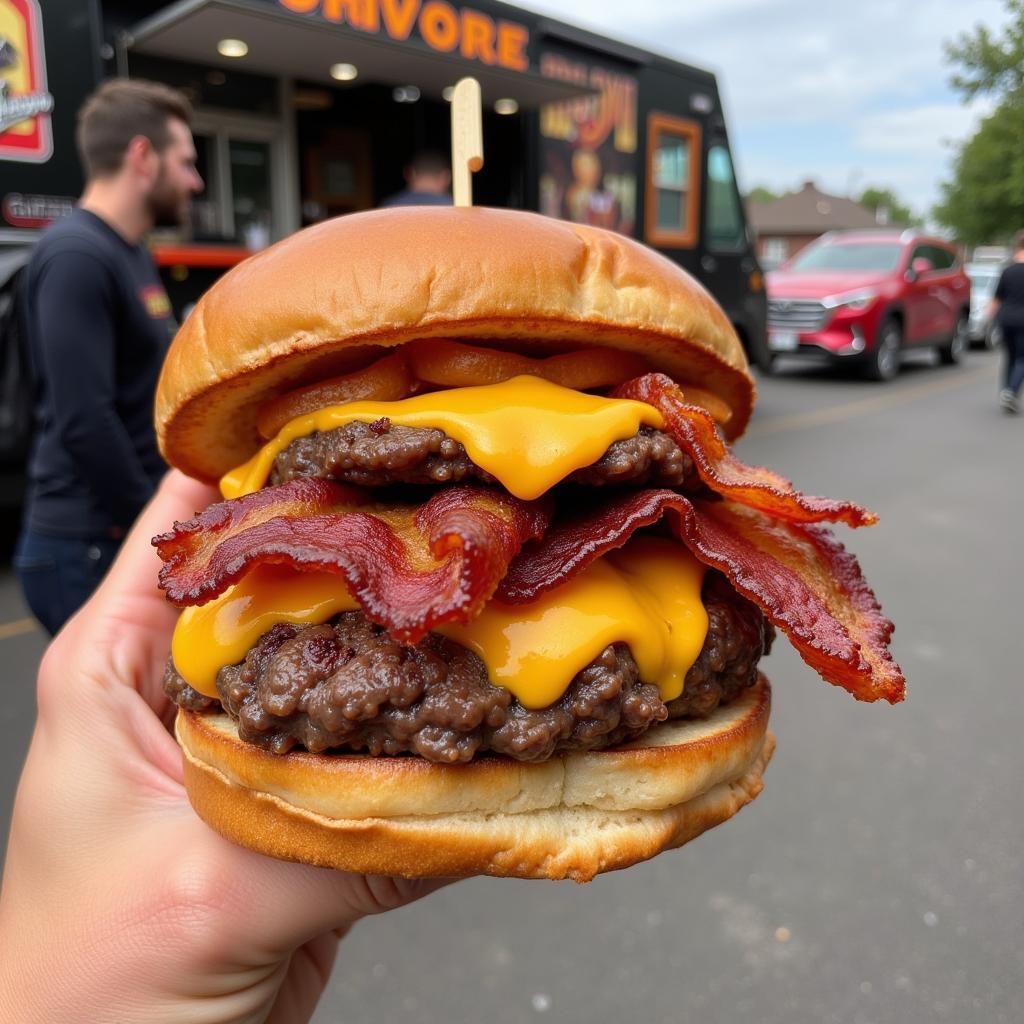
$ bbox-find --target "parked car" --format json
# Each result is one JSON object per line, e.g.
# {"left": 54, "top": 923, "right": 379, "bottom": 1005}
{"left": 765, "top": 230, "right": 972, "bottom": 380}
{"left": 966, "top": 261, "right": 1003, "bottom": 349}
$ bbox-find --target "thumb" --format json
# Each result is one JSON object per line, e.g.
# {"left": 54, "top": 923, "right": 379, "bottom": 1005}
{"left": 57, "top": 470, "right": 219, "bottom": 711}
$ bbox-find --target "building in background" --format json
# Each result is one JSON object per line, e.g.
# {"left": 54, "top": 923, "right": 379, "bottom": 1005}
{"left": 747, "top": 181, "right": 900, "bottom": 269}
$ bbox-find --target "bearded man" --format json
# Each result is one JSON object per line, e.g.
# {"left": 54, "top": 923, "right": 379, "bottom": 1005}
{"left": 15, "top": 79, "right": 203, "bottom": 634}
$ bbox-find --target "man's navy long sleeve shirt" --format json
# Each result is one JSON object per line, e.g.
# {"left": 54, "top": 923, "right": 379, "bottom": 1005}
{"left": 22, "top": 209, "right": 175, "bottom": 538}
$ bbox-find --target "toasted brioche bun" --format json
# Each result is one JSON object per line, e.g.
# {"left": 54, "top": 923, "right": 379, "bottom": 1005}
{"left": 156, "top": 207, "right": 755, "bottom": 481}
{"left": 176, "top": 675, "right": 772, "bottom": 882}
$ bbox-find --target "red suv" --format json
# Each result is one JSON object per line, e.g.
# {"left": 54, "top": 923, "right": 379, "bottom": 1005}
{"left": 765, "top": 230, "right": 971, "bottom": 380}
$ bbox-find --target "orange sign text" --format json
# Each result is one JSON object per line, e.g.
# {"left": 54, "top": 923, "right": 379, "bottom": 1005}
{"left": 278, "top": 0, "right": 529, "bottom": 71}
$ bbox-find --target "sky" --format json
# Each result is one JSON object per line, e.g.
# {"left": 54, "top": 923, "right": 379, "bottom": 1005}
{"left": 523, "top": 0, "right": 1008, "bottom": 218}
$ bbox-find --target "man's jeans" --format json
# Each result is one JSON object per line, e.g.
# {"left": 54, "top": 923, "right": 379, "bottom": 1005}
{"left": 14, "top": 530, "right": 120, "bottom": 636}
{"left": 1002, "top": 322, "right": 1024, "bottom": 396}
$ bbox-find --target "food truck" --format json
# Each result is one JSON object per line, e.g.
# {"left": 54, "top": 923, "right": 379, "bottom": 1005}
{"left": 0, "top": 0, "right": 768, "bottom": 366}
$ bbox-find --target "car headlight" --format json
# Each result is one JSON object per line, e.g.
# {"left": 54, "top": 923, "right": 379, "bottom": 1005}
{"left": 823, "top": 289, "right": 878, "bottom": 312}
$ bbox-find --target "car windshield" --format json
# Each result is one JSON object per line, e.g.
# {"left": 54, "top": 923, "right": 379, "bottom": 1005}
{"left": 789, "top": 243, "right": 903, "bottom": 272}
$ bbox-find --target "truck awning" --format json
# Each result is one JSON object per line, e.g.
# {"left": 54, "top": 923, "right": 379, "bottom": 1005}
{"left": 125, "top": 0, "right": 595, "bottom": 108}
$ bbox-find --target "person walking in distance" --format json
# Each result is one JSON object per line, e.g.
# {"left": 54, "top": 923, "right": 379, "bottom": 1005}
{"left": 14, "top": 80, "right": 203, "bottom": 635}
{"left": 991, "top": 230, "right": 1024, "bottom": 414}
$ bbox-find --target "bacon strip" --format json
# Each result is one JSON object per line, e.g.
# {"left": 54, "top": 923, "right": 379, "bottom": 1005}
{"left": 498, "top": 490, "right": 904, "bottom": 703}
{"left": 497, "top": 490, "right": 676, "bottom": 604}
{"left": 614, "top": 374, "right": 877, "bottom": 528}
{"left": 153, "top": 479, "right": 551, "bottom": 644}
{"left": 675, "top": 501, "right": 904, "bottom": 703}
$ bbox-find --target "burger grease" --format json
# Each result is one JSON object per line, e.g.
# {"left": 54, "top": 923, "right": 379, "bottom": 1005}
{"left": 153, "top": 208, "right": 904, "bottom": 882}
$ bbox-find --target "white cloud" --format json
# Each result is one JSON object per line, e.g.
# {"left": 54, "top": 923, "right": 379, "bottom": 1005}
{"left": 855, "top": 101, "right": 995, "bottom": 158}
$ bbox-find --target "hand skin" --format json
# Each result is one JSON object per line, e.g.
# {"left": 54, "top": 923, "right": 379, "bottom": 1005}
{"left": 0, "top": 471, "right": 455, "bottom": 1023}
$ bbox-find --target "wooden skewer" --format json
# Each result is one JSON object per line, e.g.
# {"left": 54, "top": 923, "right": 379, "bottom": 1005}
{"left": 451, "top": 77, "right": 483, "bottom": 207}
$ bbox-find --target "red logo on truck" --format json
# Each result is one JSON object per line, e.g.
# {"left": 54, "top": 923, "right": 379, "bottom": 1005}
{"left": 0, "top": 0, "right": 53, "bottom": 163}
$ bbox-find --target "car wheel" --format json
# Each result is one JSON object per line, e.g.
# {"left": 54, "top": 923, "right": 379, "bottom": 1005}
{"left": 864, "top": 317, "right": 902, "bottom": 381}
{"left": 940, "top": 313, "right": 968, "bottom": 365}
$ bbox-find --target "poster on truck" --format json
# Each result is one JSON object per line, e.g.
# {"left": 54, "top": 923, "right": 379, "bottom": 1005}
{"left": 539, "top": 51, "right": 638, "bottom": 237}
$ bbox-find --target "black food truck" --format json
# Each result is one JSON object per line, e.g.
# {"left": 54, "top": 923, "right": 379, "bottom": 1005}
{"left": 0, "top": 0, "right": 771, "bottom": 516}
{"left": 0, "top": 0, "right": 768, "bottom": 373}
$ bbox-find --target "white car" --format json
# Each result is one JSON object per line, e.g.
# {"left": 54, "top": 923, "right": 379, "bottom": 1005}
{"left": 966, "top": 262, "right": 1003, "bottom": 349}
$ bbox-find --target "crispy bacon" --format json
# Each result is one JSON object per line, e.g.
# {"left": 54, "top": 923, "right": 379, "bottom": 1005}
{"left": 497, "top": 490, "right": 676, "bottom": 603}
{"left": 498, "top": 490, "right": 904, "bottom": 704}
{"left": 677, "top": 500, "right": 904, "bottom": 703}
{"left": 153, "top": 479, "right": 551, "bottom": 644}
{"left": 614, "top": 374, "right": 877, "bottom": 528}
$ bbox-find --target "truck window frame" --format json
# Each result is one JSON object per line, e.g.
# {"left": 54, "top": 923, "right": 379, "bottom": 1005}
{"left": 644, "top": 112, "right": 702, "bottom": 249}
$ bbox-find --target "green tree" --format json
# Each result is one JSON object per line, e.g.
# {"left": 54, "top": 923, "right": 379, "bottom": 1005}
{"left": 933, "top": 102, "right": 1024, "bottom": 245}
{"left": 944, "top": 0, "right": 1024, "bottom": 101}
{"left": 936, "top": 0, "right": 1024, "bottom": 240}
{"left": 745, "top": 186, "right": 779, "bottom": 204}
{"left": 858, "top": 187, "right": 917, "bottom": 226}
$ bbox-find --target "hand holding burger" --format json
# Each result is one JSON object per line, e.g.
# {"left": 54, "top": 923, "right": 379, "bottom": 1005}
{"left": 0, "top": 471, "right": 456, "bottom": 1024}
{"left": 152, "top": 207, "right": 904, "bottom": 881}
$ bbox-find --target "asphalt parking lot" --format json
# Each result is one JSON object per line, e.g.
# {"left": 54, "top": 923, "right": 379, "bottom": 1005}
{"left": 0, "top": 348, "right": 1020, "bottom": 1024}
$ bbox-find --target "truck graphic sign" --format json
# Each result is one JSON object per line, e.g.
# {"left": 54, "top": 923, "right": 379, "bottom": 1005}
{"left": 0, "top": 0, "right": 53, "bottom": 163}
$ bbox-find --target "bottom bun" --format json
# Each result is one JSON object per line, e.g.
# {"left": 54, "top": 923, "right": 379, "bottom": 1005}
{"left": 176, "top": 674, "right": 774, "bottom": 882}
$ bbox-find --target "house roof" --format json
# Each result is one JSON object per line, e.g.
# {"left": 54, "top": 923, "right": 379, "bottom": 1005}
{"left": 747, "top": 181, "right": 897, "bottom": 235}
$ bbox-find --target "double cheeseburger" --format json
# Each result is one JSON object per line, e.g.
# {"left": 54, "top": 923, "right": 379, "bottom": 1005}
{"left": 153, "top": 208, "right": 904, "bottom": 882}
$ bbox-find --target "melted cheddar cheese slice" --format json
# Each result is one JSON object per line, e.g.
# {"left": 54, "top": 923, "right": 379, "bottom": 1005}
{"left": 172, "top": 538, "right": 707, "bottom": 708}
{"left": 221, "top": 375, "right": 665, "bottom": 501}
{"left": 437, "top": 539, "right": 707, "bottom": 707}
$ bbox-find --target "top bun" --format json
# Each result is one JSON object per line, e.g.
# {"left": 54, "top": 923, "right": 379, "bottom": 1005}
{"left": 156, "top": 207, "right": 755, "bottom": 481}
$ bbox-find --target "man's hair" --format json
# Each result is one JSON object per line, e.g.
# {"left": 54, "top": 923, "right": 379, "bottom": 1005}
{"left": 76, "top": 79, "right": 193, "bottom": 179}
{"left": 1014, "top": 230, "right": 1024, "bottom": 253}
{"left": 408, "top": 149, "right": 450, "bottom": 177}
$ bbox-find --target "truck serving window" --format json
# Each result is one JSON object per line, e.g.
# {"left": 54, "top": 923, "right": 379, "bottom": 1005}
{"left": 645, "top": 113, "right": 701, "bottom": 248}
{"left": 706, "top": 145, "right": 744, "bottom": 251}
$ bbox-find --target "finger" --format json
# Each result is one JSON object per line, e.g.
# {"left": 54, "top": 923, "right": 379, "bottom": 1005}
{"left": 266, "top": 932, "right": 339, "bottom": 1024}
{"left": 257, "top": 859, "right": 457, "bottom": 946}
{"left": 55, "top": 470, "right": 218, "bottom": 709}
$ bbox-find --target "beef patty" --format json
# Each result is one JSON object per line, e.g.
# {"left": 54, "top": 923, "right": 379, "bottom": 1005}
{"left": 165, "top": 573, "right": 773, "bottom": 764}
{"left": 268, "top": 420, "right": 695, "bottom": 491}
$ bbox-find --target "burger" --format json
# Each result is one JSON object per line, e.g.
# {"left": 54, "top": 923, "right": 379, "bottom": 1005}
{"left": 153, "top": 207, "right": 904, "bottom": 882}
